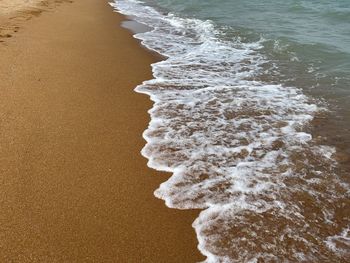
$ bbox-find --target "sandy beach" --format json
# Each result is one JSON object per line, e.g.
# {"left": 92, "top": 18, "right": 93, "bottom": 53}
{"left": 0, "top": 0, "right": 203, "bottom": 261}
{"left": 0, "top": 0, "right": 42, "bottom": 15}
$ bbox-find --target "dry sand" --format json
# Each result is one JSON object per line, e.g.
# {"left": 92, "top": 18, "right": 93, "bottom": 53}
{"left": 0, "top": 0, "right": 42, "bottom": 15}
{"left": 0, "top": 0, "right": 73, "bottom": 40}
{"left": 0, "top": 0, "right": 204, "bottom": 261}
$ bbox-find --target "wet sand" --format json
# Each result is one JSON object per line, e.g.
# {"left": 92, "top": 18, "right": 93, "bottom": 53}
{"left": 0, "top": 0, "right": 204, "bottom": 261}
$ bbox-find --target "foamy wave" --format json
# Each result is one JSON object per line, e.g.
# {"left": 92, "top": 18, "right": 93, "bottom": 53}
{"left": 326, "top": 227, "right": 350, "bottom": 254}
{"left": 110, "top": 0, "right": 350, "bottom": 262}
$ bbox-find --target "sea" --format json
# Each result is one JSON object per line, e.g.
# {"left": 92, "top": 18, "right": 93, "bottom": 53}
{"left": 110, "top": 0, "right": 350, "bottom": 262}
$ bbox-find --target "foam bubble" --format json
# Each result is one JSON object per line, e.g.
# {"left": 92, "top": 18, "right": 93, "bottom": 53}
{"left": 111, "top": 1, "right": 350, "bottom": 261}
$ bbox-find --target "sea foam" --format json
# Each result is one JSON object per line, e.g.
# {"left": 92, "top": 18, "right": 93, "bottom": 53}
{"left": 110, "top": 0, "right": 350, "bottom": 261}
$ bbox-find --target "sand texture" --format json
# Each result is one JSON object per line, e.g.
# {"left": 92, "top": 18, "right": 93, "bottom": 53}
{"left": 0, "top": 0, "right": 42, "bottom": 15}
{"left": 0, "top": 0, "right": 73, "bottom": 41}
{"left": 0, "top": 0, "right": 203, "bottom": 261}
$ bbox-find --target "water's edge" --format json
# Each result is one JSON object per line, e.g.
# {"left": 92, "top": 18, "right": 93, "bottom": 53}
{"left": 109, "top": 1, "right": 350, "bottom": 262}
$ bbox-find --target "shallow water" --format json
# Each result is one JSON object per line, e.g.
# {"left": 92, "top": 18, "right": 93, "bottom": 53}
{"left": 110, "top": 0, "right": 350, "bottom": 262}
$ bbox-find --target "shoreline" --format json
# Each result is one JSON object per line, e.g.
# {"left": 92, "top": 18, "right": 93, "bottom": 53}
{"left": 0, "top": 0, "right": 204, "bottom": 261}
{"left": 107, "top": 1, "right": 350, "bottom": 262}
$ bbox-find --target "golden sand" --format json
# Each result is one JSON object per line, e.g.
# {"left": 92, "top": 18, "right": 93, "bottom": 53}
{"left": 0, "top": 0, "right": 204, "bottom": 261}
{"left": 0, "top": 0, "right": 42, "bottom": 15}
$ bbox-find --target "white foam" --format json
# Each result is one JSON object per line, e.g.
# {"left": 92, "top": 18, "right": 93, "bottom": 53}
{"left": 111, "top": 1, "right": 350, "bottom": 261}
{"left": 326, "top": 227, "right": 350, "bottom": 254}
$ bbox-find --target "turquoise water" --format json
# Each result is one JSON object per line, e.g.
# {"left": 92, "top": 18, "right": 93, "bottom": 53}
{"left": 147, "top": 0, "right": 350, "bottom": 91}
{"left": 148, "top": 0, "right": 350, "bottom": 52}
{"left": 111, "top": 0, "right": 350, "bottom": 262}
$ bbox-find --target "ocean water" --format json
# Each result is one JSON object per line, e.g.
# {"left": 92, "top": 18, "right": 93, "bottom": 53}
{"left": 110, "top": 0, "right": 350, "bottom": 262}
